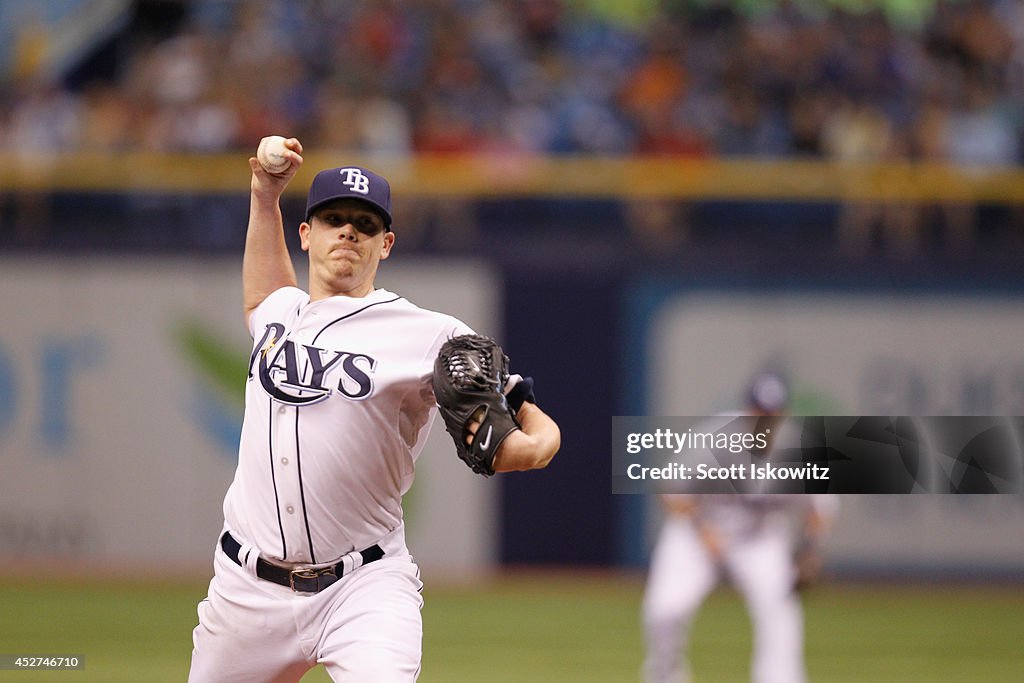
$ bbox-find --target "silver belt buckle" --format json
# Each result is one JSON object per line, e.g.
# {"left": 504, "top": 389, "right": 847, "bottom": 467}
{"left": 289, "top": 567, "right": 320, "bottom": 592}
{"left": 289, "top": 566, "right": 339, "bottom": 592}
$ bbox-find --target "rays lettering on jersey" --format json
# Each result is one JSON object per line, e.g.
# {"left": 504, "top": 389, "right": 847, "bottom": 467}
{"left": 248, "top": 322, "right": 376, "bottom": 405}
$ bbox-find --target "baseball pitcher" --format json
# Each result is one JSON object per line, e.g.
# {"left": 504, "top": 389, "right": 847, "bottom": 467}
{"left": 187, "top": 137, "right": 561, "bottom": 682}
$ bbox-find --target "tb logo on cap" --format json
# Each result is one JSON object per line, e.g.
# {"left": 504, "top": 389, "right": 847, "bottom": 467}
{"left": 339, "top": 168, "right": 370, "bottom": 194}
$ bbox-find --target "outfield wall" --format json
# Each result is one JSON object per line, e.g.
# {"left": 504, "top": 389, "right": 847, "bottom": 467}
{"left": 2, "top": 257, "right": 1023, "bottom": 578}
{"left": 0, "top": 257, "right": 500, "bottom": 578}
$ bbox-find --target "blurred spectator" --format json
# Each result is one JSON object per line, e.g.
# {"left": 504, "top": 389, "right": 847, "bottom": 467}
{"left": 941, "top": 73, "right": 1020, "bottom": 253}
{"left": 822, "top": 96, "right": 921, "bottom": 258}
{"left": 7, "top": 78, "right": 82, "bottom": 154}
{"left": 78, "top": 83, "right": 135, "bottom": 151}
{"left": 715, "top": 81, "right": 791, "bottom": 156}
{"left": 3, "top": 77, "right": 81, "bottom": 244}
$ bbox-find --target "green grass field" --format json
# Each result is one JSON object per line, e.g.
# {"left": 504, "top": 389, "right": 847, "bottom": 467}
{"left": 1, "top": 573, "right": 1021, "bottom": 682}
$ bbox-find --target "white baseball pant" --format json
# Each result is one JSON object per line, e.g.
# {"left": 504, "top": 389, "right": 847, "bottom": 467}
{"left": 188, "top": 539, "right": 423, "bottom": 682}
{"left": 642, "top": 515, "right": 805, "bottom": 683}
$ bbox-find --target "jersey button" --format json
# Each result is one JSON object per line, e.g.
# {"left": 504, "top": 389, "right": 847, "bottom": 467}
{"left": 280, "top": 457, "right": 289, "bottom": 465}
{"left": 286, "top": 505, "right": 295, "bottom": 514}
{"left": 278, "top": 406, "right": 287, "bottom": 415}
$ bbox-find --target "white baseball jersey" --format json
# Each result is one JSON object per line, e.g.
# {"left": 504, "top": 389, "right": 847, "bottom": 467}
{"left": 223, "top": 285, "right": 471, "bottom": 565}
{"left": 675, "top": 493, "right": 839, "bottom": 538}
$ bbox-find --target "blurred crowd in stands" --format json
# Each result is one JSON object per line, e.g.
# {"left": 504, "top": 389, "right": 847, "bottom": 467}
{"left": 3, "top": 0, "right": 1023, "bottom": 161}
{"left": 1, "top": 0, "right": 1023, "bottom": 258}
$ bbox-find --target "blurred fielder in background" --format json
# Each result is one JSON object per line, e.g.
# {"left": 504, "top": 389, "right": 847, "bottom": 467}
{"left": 187, "top": 136, "right": 560, "bottom": 682}
{"left": 641, "top": 372, "right": 838, "bottom": 683}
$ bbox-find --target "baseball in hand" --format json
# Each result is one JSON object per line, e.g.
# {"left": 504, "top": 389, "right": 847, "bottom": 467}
{"left": 257, "top": 136, "right": 292, "bottom": 174}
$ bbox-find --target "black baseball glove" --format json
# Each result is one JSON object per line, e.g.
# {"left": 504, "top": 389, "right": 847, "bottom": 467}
{"left": 432, "top": 334, "right": 522, "bottom": 476}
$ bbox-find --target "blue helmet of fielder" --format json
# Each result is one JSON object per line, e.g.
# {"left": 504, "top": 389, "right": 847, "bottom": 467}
{"left": 747, "top": 372, "right": 789, "bottom": 414}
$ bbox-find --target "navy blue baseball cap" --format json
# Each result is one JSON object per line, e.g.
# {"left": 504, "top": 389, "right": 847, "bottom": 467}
{"left": 305, "top": 166, "right": 393, "bottom": 230}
